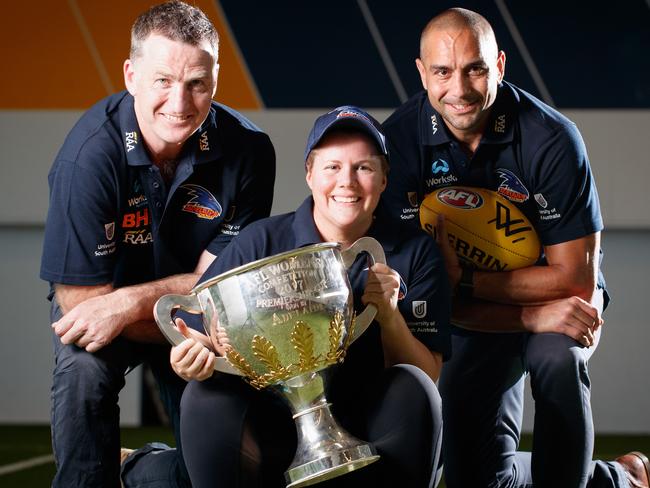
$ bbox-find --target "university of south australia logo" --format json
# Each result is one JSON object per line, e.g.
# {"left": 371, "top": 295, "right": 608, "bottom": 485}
{"left": 412, "top": 300, "right": 427, "bottom": 319}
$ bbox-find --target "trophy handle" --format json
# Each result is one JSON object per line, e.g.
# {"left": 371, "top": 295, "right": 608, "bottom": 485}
{"left": 154, "top": 294, "right": 243, "bottom": 376}
{"left": 340, "top": 237, "right": 387, "bottom": 343}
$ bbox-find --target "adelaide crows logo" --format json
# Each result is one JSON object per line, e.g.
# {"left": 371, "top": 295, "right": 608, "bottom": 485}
{"left": 180, "top": 184, "right": 222, "bottom": 220}
{"left": 495, "top": 169, "right": 529, "bottom": 203}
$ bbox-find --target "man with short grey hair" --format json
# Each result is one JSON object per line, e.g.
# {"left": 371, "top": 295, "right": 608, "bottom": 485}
{"left": 41, "top": 2, "right": 275, "bottom": 486}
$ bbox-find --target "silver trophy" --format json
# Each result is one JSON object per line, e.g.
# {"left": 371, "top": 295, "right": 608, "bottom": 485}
{"left": 154, "top": 237, "right": 386, "bottom": 487}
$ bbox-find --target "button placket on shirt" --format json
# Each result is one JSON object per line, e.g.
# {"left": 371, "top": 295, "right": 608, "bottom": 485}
{"left": 145, "top": 167, "right": 167, "bottom": 230}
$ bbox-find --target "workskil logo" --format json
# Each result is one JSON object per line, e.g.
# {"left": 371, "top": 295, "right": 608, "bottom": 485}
{"left": 180, "top": 184, "right": 222, "bottom": 220}
{"left": 432, "top": 159, "right": 450, "bottom": 174}
{"left": 427, "top": 158, "right": 458, "bottom": 186}
{"left": 496, "top": 169, "right": 529, "bottom": 203}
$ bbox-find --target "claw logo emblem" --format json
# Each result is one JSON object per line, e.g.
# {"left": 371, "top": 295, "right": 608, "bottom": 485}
{"left": 496, "top": 169, "right": 529, "bottom": 203}
{"left": 180, "top": 184, "right": 222, "bottom": 220}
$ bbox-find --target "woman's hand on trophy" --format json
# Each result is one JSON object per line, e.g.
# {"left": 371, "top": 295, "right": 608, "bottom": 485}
{"left": 211, "top": 325, "right": 232, "bottom": 357}
{"left": 362, "top": 263, "right": 401, "bottom": 325}
{"left": 170, "top": 318, "right": 216, "bottom": 381}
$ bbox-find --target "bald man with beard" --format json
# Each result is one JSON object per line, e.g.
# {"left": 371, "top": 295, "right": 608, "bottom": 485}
{"left": 381, "top": 7, "right": 649, "bottom": 488}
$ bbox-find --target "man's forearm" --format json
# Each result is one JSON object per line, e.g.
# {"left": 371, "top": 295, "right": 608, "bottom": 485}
{"left": 472, "top": 264, "right": 587, "bottom": 305}
{"left": 112, "top": 272, "right": 201, "bottom": 323}
{"left": 121, "top": 320, "right": 169, "bottom": 344}
{"left": 452, "top": 297, "right": 527, "bottom": 332}
{"left": 457, "top": 234, "right": 600, "bottom": 306}
{"left": 53, "top": 273, "right": 202, "bottom": 349}
{"left": 452, "top": 291, "right": 603, "bottom": 346}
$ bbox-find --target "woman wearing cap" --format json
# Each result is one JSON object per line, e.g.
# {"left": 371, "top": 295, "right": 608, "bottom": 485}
{"left": 171, "top": 106, "right": 451, "bottom": 487}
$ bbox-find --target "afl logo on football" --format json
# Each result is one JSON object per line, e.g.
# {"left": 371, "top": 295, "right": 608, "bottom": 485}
{"left": 437, "top": 188, "right": 484, "bottom": 209}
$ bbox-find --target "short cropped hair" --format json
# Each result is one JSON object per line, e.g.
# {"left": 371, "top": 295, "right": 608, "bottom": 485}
{"left": 130, "top": 1, "right": 219, "bottom": 59}
{"left": 420, "top": 8, "right": 496, "bottom": 58}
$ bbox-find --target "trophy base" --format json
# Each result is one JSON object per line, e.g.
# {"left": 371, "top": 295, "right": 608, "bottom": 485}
{"left": 285, "top": 444, "right": 380, "bottom": 487}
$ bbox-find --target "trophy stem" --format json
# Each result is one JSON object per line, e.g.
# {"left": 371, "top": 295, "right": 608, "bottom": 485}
{"left": 277, "top": 371, "right": 379, "bottom": 487}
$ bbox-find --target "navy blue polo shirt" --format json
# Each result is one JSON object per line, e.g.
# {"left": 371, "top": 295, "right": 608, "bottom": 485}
{"left": 41, "top": 91, "right": 276, "bottom": 289}
{"left": 196, "top": 196, "right": 451, "bottom": 378}
{"left": 382, "top": 81, "right": 608, "bottom": 300}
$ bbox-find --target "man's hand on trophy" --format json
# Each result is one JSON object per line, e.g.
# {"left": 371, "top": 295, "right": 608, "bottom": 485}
{"left": 362, "top": 263, "right": 400, "bottom": 325}
{"left": 170, "top": 318, "right": 217, "bottom": 381}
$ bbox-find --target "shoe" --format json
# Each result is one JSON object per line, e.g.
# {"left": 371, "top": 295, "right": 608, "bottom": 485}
{"left": 120, "top": 448, "right": 134, "bottom": 488}
{"left": 120, "top": 447, "right": 135, "bottom": 464}
{"left": 616, "top": 451, "right": 650, "bottom": 488}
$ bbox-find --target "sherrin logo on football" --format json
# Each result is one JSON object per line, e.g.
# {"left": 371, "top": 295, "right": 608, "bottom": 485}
{"left": 421, "top": 186, "right": 541, "bottom": 271}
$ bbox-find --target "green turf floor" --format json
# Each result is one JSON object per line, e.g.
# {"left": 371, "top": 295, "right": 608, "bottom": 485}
{"left": 0, "top": 425, "right": 648, "bottom": 487}
{"left": 0, "top": 425, "right": 175, "bottom": 487}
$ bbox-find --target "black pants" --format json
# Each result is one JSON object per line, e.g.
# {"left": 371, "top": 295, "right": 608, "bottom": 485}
{"left": 49, "top": 299, "right": 190, "bottom": 488}
{"left": 440, "top": 330, "right": 625, "bottom": 488}
{"left": 181, "top": 364, "right": 443, "bottom": 487}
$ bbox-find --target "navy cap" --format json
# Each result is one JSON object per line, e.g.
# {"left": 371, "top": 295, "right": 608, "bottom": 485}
{"left": 304, "top": 105, "right": 388, "bottom": 161}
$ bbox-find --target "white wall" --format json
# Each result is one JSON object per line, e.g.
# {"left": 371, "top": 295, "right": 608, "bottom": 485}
{"left": 1, "top": 109, "right": 648, "bottom": 432}
{"left": 0, "top": 227, "right": 141, "bottom": 425}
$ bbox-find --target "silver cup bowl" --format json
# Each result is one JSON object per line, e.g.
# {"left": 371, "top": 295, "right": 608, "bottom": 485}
{"left": 155, "top": 237, "right": 386, "bottom": 487}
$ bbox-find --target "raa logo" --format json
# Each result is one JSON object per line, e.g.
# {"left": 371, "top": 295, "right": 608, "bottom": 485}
{"left": 125, "top": 131, "right": 138, "bottom": 152}
{"left": 199, "top": 131, "right": 209, "bottom": 151}
{"left": 494, "top": 114, "right": 506, "bottom": 133}
{"left": 181, "top": 184, "right": 222, "bottom": 220}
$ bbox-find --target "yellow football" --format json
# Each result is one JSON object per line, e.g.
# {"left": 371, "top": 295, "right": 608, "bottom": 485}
{"left": 420, "top": 187, "right": 541, "bottom": 271}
